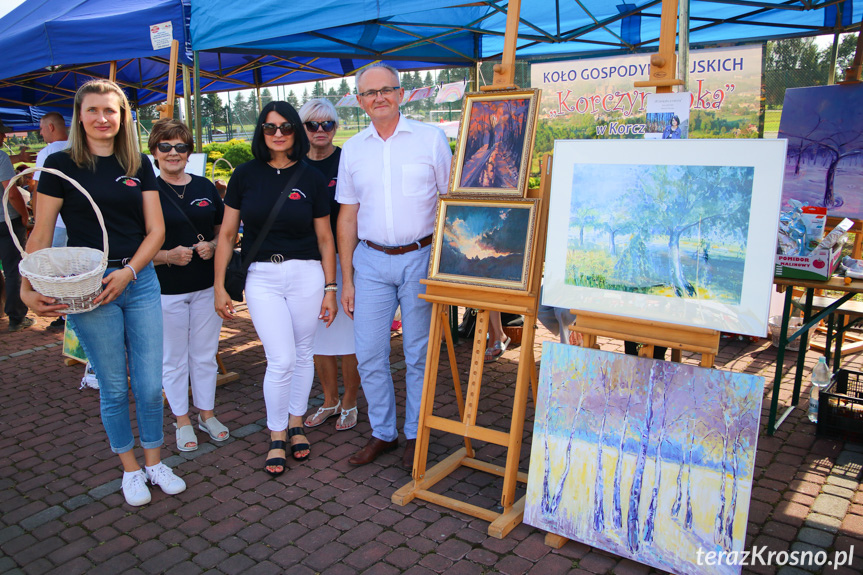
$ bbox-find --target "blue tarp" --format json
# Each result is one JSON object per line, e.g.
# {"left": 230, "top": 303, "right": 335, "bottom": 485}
{"left": 0, "top": 0, "right": 192, "bottom": 80}
{"left": 192, "top": 0, "right": 863, "bottom": 61}
{"left": 0, "top": 0, "right": 861, "bottom": 119}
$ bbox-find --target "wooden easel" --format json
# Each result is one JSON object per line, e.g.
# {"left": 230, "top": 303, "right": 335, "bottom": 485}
{"left": 574, "top": 311, "right": 720, "bottom": 367}
{"left": 391, "top": 156, "right": 553, "bottom": 538}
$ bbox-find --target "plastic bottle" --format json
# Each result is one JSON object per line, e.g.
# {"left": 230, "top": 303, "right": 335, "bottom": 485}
{"left": 808, "top": 357, "right": 831, "bottom": 423}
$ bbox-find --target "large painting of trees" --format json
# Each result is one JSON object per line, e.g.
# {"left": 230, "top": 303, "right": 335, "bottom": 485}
{"left": 563, "top": 163, "right": 753, "bottom": 304}
{"left": 525, "top": 344, "right": 763, "bottom": 575}
{"left": 778, "top": 84, "right": 863, "bottom": 220}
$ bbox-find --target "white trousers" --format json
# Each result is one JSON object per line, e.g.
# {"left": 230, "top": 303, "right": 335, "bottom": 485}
{"left": 245, "top": 260, "right": 324, "bottom": 431}
{"left": 161, "top": 287, "right": 223, "bottom": 416}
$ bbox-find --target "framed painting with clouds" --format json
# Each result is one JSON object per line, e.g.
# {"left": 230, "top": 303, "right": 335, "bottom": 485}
{"left": 429, "top": 197, "right": 537, "bottom": 291}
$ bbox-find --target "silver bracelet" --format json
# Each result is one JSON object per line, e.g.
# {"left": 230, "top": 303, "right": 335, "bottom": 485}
{"left": 324, "top": 285, "right": 338, "bottom": 292}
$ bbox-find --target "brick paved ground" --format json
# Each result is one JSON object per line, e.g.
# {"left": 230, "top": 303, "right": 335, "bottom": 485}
{"left": 1, "top": 306, "right": 862, "bottom": 575}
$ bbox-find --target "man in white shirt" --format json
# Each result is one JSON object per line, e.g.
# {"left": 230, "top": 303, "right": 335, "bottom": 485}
{"left": 34, "top": 112, "right": 70, "bottom": 247}
{"left": 337, "top": 63, "right": 452, "bottom": 468}
{"left": 33, "top": 112, "right": 70, "bottom": 329}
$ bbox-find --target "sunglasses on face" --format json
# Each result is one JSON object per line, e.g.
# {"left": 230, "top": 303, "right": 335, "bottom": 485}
{"left": 358, "top": 86, "right": 400, "bottom": 99}
{"left": 156, "top": 142, "right": 190, "bottom": 154}
{"left": 261, "top": 122, "right": 295, "bottom": 136}
{"left": 303, "top": 120, "right": 336, "bottom": 133}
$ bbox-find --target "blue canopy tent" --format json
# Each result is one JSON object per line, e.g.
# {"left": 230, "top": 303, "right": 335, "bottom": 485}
{"left": 191, "top": 0, "right": 862, "bottom": 62}
{"left": 0, "top": 0, "right": 194, "bottom": 112}
{"left": 0, "top": 0, "right": 860, "bottom": 117}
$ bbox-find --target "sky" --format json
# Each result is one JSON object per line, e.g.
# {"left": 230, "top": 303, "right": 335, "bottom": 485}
{"left": 0, "top": 0, "right": 23, "bottom": 19}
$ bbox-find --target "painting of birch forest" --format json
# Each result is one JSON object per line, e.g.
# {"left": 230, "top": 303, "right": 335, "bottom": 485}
{"left": 525, "top": 344, "right": 763, "bottom": 575}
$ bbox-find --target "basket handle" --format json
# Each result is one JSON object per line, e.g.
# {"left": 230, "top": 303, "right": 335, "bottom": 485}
{"left": 2, "top": 166, "right": 109, "bottom": 262}
{"left": 210, "top": 157, "right": 234, "bottom": 182}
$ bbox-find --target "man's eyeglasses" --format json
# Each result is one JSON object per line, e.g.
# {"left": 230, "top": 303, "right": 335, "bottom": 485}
{"left": 303, "top": 121, "right": 336, "bottom": 133}
{"left": 156, "top": 142, "right": 190, "bottom": 154}
{"left": 261, "top": 122, "right": 295, "bottom": 136}
{"left": 358, "top": 86, "right": 400, "bottom": 99}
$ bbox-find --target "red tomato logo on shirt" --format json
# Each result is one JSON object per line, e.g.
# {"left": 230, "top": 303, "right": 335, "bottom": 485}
{"left": 115, "top": 176, "right": 141, "bottom": 187}
{"left": 289, "top": 192, "right": 300, "bottom": 200}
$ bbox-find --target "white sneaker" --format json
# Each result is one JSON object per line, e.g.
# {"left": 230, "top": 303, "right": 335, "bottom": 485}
{"left": 146, "top": 463, "right": 186, "bottom": 495}
{"left": 122, "top": 469, "right": 151, "bottom": 506}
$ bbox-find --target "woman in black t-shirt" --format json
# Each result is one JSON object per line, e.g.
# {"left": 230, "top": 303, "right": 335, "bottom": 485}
{"left": 213, "top": 101, "right": 338, "bottom": 477}
{"left": 149, "top": 119, "right": 228, "bottom": 453}
{"left": 22, "top": 79, "right": 185, "bottom": 507}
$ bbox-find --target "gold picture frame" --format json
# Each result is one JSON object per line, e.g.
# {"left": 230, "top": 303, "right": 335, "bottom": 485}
{"left": 429, "top": 197, "right": 538, "bottom": 292}
{"left": 449, "top": 88, "right": 540, "bottom": 197}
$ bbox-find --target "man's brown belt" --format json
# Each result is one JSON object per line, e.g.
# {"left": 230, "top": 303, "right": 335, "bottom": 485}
{"left": 364, "top": 235, "right": 432, "bottom": 255}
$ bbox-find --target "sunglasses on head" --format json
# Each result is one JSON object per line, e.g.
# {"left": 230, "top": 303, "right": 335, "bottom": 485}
{"left": 261, "top": 122, "right": 295, "bottom": 136}
{"left": 304, "top": 120, "right": 336, "bottom": 133}
{"left": 156, "top": 142, "right": 190, "bottom": 154}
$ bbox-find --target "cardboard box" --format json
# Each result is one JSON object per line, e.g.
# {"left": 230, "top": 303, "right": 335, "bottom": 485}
{"left": 775, "top": 244, "right": 842, "bottom": 280}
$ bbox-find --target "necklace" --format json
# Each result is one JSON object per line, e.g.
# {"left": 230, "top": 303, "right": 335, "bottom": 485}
{"left": 163, "top": 178, "right": 187, "bottom": 199}
{"left": 268, "top": 160, "right": 293, "bottom": 175}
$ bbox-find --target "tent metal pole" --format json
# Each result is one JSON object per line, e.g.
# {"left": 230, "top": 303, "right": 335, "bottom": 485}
{"left": 840, "top": 25, "right": 862, "bottom": 83}
{"left": 182, "top": 64, "right": 193, "bottom": 127}
{"left": 679, "top": 0, "right": 690, "bottom": 92}
{"left": 194, "top": 51, "right": 203, "bottom": 150}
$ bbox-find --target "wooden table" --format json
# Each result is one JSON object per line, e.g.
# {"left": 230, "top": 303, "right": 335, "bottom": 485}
{"left": 768, "top": 276, "right": 863, "bottom": 434}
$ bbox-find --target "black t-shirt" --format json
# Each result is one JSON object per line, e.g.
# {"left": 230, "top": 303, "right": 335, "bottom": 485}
{"left": 224, "top": 159, "right": 329, "bottom": 262}
{"left": 305, "top": 148, "right": 341, "bottom": 250}
{"left": 40, "top": 151, "right": 159, "bottom": 260}
{"left": 156, "top": 175, "right": 225, "bottom": 295}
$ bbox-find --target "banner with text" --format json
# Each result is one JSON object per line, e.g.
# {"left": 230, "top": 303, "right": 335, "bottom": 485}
{"left": 530, "top": 45, "right": 762, "bottom": 160}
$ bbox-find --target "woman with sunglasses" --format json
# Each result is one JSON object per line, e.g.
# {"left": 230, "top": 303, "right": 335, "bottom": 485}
{"left": 23, "top": 79, "right": 185, "bottom": 506}
{"left": 214, "top": 101, "right": 337, "bottom": 477}
{"left": 149, "top": 119, "right": 228, "bottom": 453}
{"left": 298, "top": 99, "right": 362, "bottom": 432}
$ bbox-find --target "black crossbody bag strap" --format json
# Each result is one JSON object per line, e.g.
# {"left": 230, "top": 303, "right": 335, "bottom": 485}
{"left": 240, "top": 162, "right": 306, "bottom": 271}
{"left": 157, "top": 179, "right": 207, "bottom": 242}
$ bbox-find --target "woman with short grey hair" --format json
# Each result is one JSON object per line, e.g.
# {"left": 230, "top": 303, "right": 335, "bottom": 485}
{"left": 299, "top": 98, "right": 362, "bottom": 433}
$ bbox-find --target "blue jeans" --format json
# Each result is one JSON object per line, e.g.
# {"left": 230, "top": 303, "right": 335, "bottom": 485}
{"left": 353, "top": 242, "right": 432, "bottom": 442}
{"left": 69, "top": 263, "right": 164, "bottom": 453}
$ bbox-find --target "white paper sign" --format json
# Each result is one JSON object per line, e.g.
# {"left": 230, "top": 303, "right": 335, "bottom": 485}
{"left": 150, "top": 21, "right": 173, "bottom": 51}
{"left": 644, "top": 92, "right": 691, "bottom": 139}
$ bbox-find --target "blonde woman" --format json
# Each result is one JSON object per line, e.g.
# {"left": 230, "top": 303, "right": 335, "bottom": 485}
{"left": 22, "top": 80, "right": 184, "bottom": 506}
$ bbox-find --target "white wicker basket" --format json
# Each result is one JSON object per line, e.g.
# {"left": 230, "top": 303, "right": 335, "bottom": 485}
{"left": 3, "top": 167, "right": 108, "bottom": 314}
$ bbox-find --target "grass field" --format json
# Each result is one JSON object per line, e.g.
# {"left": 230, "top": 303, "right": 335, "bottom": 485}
{"left": 764, "top": 109, "right": 782, "bottom": 136}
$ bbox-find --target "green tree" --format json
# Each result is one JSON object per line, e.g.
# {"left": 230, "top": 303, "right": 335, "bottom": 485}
{"left": 233, "top": 93, "right": 247, "bottom": 131}
{"left": 338, "top": 78, "right": 351, "bottom": 96}
{"left": 201, "top": 94, "right": 223, "bottom": 127}
{"left": 312, "top": 82, "right": 326, "bottom": 98}
{"left": 286, "top": 90, "right": 300, "bottom": 109}
{"left": 835, "top": 34, "right": 859, "bottom": 80}
{"left": 260, "top": 88, "right": 273, "bottom": 107}
{"left": 302, "top": 88, "right": 309, "bottom": 105}
{"left": 764, "top": 37, "right": 827, "bottom": 108}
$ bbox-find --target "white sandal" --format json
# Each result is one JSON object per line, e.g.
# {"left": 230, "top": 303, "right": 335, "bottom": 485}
{"left": 175, "top": 424, "right": 198, "bottom": 452}
{"left": 304, "top": 400, "right": 341, "bottom": 428}
{"left": 198, "top": 414, "right": 230, "bottom": 442}
{"left": 336, "top": 406, "right": 358, "bottom": 431}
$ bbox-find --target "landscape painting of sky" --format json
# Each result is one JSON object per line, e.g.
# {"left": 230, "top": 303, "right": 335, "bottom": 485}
{"left": 438, "top": 203, "right": 532, "bottom": 285}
